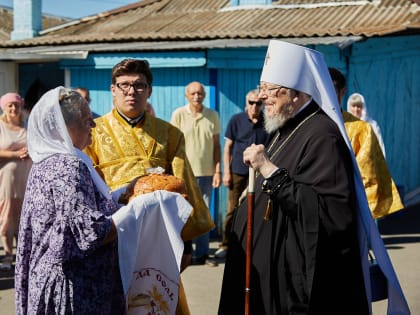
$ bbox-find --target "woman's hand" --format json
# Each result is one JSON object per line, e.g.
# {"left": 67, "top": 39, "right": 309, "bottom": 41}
{"left": 12, "top": 147, "right": 29, "bottom": 159}
{"left": 103, "top": 220, "right": 117, "bottom": 245}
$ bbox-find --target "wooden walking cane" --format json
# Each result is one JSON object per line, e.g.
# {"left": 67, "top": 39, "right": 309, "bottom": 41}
{"left": 245, "top": 167, "right": 255, "bottom": 315}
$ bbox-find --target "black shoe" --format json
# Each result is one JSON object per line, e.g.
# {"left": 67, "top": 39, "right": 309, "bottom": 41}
{"left": 192, "top": 255, "right": 207, "bottom": 265}
{"left": 214, "top": 247, "right": 227, "bottom": 259}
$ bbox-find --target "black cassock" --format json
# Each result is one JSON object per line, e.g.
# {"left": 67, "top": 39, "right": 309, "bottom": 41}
{"left": 218, "top": 102, "right": 368, "bottom": 315}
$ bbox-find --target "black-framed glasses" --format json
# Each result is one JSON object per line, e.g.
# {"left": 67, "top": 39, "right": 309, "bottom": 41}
{"left": 248, "top": 100, "right": 263, "bottom": 106}
{"left": 116, "top": 81, "right": 149, "bottom": 93}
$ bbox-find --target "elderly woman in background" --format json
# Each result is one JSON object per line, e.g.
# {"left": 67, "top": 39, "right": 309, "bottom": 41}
{"left": 15, "top": 87, "right": 125, "bottom": 314}
{"left": 0, "top": 93, "right": 32, "bottom": 270}
{"left": 347, "top": 92, "right": 386, "bottom": 157}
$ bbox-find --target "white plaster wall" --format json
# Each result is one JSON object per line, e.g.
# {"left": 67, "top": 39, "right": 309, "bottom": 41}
{"left": 0, "top": 62, "right": 18, "bottom": 96}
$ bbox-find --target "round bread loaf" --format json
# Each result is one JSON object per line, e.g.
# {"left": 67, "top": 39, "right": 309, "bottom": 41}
{"left": 118, "top": 173, "right": 188, "bottom": 204}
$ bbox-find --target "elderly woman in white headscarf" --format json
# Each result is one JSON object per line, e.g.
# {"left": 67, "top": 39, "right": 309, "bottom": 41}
{"left": 347, "top": 92, "right": 386, "bottom": 157}
{"left": 14, "top": 87, "right": 125, "bottom": 314}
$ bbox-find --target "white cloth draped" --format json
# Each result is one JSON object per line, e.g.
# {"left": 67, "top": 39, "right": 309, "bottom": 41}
{"left": 112, "top": 191, "right": 192, "bottom": 315}
{"left": 75, "top": 149, "right": 113, "bottom": 200}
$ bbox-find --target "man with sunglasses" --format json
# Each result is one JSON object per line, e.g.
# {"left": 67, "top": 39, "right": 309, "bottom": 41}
{"left": 215, "top": 89, "right": 268, "bottom": 259}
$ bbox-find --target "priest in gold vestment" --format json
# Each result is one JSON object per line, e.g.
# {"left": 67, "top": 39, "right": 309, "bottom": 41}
{"left": 329, "top": 68, "right": 403, "bottom": 219}
{"left": 85, "top": 59, "right": 214, "bottom": 315}
{"left": 85, "top": 108, "right": 214, "bottom": 237}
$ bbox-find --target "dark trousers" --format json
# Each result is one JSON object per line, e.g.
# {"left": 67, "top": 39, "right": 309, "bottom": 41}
{"left": 221, "top": 173, "right": 248, "bottom": 247}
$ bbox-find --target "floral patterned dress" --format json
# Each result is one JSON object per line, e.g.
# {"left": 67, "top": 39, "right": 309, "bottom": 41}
{"left": 15, "top": 154, "right": 125, "bottom": 315}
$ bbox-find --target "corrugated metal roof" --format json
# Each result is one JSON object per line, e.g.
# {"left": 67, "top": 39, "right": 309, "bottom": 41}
{"left": 0, "top": 0, "right": 419, "bottom": 48}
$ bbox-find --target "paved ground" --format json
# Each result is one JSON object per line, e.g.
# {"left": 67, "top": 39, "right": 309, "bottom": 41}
{"left": 1, "top": 202, "right": 420, "bottom": 314}
{"left": 183, "top": 202, "right": 420, "bottom": 315}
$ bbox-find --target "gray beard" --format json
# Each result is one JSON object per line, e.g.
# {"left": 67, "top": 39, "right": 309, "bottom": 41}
{"left": 264, "top": 103, "right": 295, "bottom": 133}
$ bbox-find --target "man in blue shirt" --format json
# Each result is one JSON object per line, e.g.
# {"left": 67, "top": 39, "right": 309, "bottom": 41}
{"left": 215, "top": 89, "right": 268, "bottom": 258}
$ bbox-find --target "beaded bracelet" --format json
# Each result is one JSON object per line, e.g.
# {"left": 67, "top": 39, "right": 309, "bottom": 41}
{"left": 261, "top": 168, "right": 289, "bottom": 196}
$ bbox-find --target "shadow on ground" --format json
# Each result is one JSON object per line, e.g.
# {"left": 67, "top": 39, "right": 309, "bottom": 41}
{"left": 0, "top": 266, "right": 15, "bottom": 291}
{"left": 379, "top": 202, "right": 420, "bottom": 236}
{"left": 378, "top": 202, "right": 420, "bottom": 250}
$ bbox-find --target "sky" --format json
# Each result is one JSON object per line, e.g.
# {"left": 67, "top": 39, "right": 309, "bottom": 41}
{"left": 0, "top": 0, "right": 139, "bottom": 19}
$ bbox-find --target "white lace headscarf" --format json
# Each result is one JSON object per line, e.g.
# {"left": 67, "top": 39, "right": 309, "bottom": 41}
{"left": 28, "top": 86, "right": 112, "bottom": 199}
{"left": 347, "top": 93, "right": 386, "bottom": 157}
{"left": 28, "top": 86, "right": 75, "bottom": 162}
{"left": 346, "top": 92, "right": 367, "bottom": 120}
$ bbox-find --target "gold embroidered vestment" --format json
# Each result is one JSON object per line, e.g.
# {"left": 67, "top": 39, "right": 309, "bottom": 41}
{"left": 343, "top": 111, "right": 403, "bottom": 219}
{"left": 85, "top": 109, "right": 214, "bottom": 239}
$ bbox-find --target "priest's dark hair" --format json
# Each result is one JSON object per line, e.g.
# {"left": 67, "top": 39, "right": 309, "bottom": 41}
{"left": 111, "top": 59, "right": 153, "bottom": 86}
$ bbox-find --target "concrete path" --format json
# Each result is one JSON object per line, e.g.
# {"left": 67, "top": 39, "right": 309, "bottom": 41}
{"left": 183, "top": 202, "right": 420, "bottom": 314}
{"left": 1, "top": 202, "right": 420, "bottom": 314}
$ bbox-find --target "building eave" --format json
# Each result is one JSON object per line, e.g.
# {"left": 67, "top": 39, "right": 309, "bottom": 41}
{"left": 0, "top": 36, "right": 364, "bottom": 61}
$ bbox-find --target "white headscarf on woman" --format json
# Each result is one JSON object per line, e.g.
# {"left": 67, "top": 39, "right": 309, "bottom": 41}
{"left": 27, "top": 87, "right": 74, "bottom": 163}
{"left": 347, "top": 92, "right": 386, "bottom": 157}
{"left": 27, "top": 86, "right": 112, "bottom": 199}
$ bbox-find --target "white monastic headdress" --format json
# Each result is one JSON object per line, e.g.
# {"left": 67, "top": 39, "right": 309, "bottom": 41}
{"left": 260, "top": 40, "right": 349, "bottom": 147}
{"left": 260, "top": 40, "right": 409, "bottom": 315}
